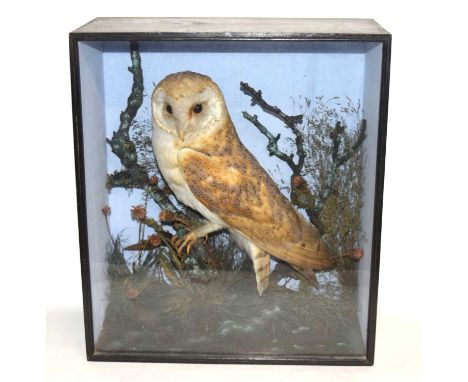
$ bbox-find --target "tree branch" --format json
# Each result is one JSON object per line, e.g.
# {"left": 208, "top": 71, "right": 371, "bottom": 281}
{"left": 336, "top": 119, "right": 367, "bottom": 167}
{"left": 241, "top": 82, "right": 367, "bottom": 235}
{"left": 241, "top": 82, "right": 306, "bottom": 175}
{"left": 242, "top": 111, "right": 297, "bottom": 170}
{"left": 105, "top": 42, "right": 179, "bottom": 214}
{"left": 240, "top": 82, "right": 303, "bottom": 126}
{"left": 313, "top": 120, "right": 367, "bottom": 215}
{"left": 107, "top": 42, "right": 144, "bottom": 176}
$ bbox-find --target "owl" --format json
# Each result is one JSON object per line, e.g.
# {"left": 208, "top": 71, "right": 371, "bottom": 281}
{"left": 151, "top": 71, "right": 333, "bottom": 295}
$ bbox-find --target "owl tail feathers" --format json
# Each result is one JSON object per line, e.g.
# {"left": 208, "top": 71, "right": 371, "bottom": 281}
{"left": 276, "top": 215, "right": 336, "bottom": 270}
{"left": 252, "top": 252, "right": 270, "bottom": 296}
{"left": 284, "top": 239, "right": 335, "bottom": 269}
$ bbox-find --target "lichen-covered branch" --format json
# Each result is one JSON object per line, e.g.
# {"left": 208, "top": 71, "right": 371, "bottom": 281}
{"left": 240, "top": 81, "right": 318, "bottom": 225}
{"left": 242, "top": 111, "right": 296, "bottom": 170}
{"left": 151, "top": 189, "right": 179, "bottom": 213}
{"left": 241, "top": 82, "right": 306, "bottom": 175}
{"left": 106, "top": 42, "right": 145, "bottom": 183}
{"left": 240, "top": 82, "right": 366, "bottom": 240}
{"left": 313, "top": 120, "right": 367, "bottom": 216}
{"left": 240, "top": 81, "right": 303, "bottom": 127}
{"left": 105, "top": 42, "right": 178, "bottom": 214}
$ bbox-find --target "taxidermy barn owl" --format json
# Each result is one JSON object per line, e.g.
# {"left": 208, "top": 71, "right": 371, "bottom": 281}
{"left": 151, "top": 71, "right": 333, "bottom": 295}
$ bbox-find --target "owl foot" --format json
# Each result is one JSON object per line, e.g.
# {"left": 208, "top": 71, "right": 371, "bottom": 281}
{"left": 170, "top": 223, "right": 225, "bottom": 257}
{"left": 173, "top": 217, "right": 192, "bottom": 229}
{"left": 171, "top": 231, "right": 198, "bottom": 257}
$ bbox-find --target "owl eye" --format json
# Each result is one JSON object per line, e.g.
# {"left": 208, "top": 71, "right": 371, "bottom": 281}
{"left": 166, "top": 104, "right": 173, "bottom": 114}
{"left": 193, "top": 104, "right": 203, "bottom": 113}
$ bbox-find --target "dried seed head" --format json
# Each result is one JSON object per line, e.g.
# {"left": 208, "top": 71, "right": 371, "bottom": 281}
{"left": 101, "top": 205, "right": 111, "bottom": 216}
{"left": 131, "top": 205, "right": 146, "bottom": 221}
{"left": 148, "top": 234, "right": 162, "bottom": 247}
{"left": 159, "top": 210, "right": 176, "bottom": 224}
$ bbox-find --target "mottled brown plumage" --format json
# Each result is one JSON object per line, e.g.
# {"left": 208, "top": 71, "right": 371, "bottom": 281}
{"left": 178, "top": 121, "right": 333, "bottom": 270}
{"left": 152, "top": 71, "right": 333, "bottom": 295}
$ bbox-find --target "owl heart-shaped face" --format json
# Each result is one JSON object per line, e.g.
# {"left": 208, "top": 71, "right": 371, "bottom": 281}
{"left": 151, "top": 72, "right": 226, "bottom": 142}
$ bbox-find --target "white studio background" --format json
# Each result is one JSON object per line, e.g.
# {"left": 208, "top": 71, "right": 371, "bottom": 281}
{"left": 0, "top": 1, "right": 466, "bottom": 381}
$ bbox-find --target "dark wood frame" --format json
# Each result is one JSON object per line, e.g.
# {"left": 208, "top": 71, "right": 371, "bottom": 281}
{"left": 69, "top": 22, "right": 391, "bottom": 366}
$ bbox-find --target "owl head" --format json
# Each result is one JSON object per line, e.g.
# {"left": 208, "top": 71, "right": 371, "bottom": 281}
{"left": 151, "top": 71, "right": 229, "bottom": 142}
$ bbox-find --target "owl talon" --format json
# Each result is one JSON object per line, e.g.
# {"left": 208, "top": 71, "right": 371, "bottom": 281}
{"left": 172, "top": 231, "right": 197, "bottom": 257}
{"left": 176, "top": 241, "right": 184, "bottom": 257}
{"left": 170, "top": 235, "right": 179, "bottom": 248}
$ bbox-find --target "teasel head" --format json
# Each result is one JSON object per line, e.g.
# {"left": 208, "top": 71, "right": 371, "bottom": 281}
{"left": 131, "top": 205, "right": 146, "bottom": 221}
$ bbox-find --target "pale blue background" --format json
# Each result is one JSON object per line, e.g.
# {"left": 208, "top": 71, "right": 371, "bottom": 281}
{"left": 102, "top": 41, "right": 368, "bottom": 241}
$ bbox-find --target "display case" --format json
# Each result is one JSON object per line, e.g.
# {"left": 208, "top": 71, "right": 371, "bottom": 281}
{"left": 69, "top": 17, "right": 391, "bottom": 365}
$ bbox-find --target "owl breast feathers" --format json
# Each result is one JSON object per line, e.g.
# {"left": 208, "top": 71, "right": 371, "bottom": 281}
{"left": 152, "top": 71, "right": 333, "bottom": 295}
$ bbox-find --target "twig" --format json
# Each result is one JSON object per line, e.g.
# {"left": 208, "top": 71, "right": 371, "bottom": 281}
{"left": 242, "top": 112, "right": 296, "bottom": 170}
{"left": 106, "top": 42, "right": 146, "bottom": 183}
{"left": 105, "top": 42, "right": 179, "bottom": 214}
{"left": 336, "top": 120, "right": 367, "bottom": 167}
{"left": 313, "top": 120, "right": 367, "bottom": 215}
{"left": 240, "top": 82, "right": 303, "bottom": 126}
{"left": 241, "top": 82, "right": 306, "bottom": 175}
{"left": 103, "top": 214, "right": 117, "bottom": 249}
{"left": 240, "top": 83, "right": 367, "bottom": 236}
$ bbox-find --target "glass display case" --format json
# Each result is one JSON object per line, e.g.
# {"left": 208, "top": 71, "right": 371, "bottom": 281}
{"left": 70, "top": 17, "right": 391, "bottom": 365}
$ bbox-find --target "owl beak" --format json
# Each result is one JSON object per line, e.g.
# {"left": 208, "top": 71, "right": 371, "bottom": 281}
{"left": 176, "top": 125, "right": 186, "bottom": 141}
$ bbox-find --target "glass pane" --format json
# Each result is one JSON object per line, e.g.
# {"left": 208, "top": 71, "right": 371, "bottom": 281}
{"left": 78, "top": 40, "right": 383, "bottom": 359}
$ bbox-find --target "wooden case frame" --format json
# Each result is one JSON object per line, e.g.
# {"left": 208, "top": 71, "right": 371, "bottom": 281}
{"left": 69, "top": 17, "right": 391, "bottom": 365}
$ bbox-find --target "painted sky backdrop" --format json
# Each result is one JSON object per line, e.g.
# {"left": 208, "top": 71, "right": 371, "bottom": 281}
{"left": 102, "top": 41, "right": 367, "bottom": 240}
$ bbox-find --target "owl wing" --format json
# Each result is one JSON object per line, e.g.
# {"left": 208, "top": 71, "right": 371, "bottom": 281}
{"left": 178, "top": 146, "right": 333, "bottom": 269}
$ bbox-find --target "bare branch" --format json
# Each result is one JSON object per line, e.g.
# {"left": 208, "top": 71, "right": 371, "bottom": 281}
{"left": 240, "top": 82, "right": 306, "bottom": 174}
{"left": 240, "top": 83, "right": 320, "bottom": 230}
{"left": 240, "top": 82, "right": 303, "bottom": 126}
{"left": 240, "top": 82, "right": 367, "bottom": 243}
{"left": 336, "top": 119, "right": 367, "bottom": 167}
{"left": 331, "top": 121, "right": 345, "bottom": 162}
{"left": 242, "top": 111, "right": 297, "bottom": 170}
{"left": 313, "top": 120, "right": 367, "bottom": 215}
